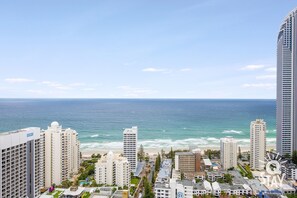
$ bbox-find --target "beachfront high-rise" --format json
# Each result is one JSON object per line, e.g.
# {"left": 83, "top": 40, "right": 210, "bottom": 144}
{"left": 123, "top": 126, "right": 138, "bottom": 172}
{"left": 44, "top": 121, "right": 80, "bottom": 187}
{"left": 220, "top": 137, "right": 237, "bottom": 170}
{"left": 250, "top": 119, "right": 266, "bottom": 170}
{"left": 0, "top": 128, "right": 44, "bottom": 198}
{"left": 277, "top": 8, "right": 297, "bottom": 156}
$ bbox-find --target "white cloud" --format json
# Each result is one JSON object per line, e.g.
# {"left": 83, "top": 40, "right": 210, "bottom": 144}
{"left": 26, "top": 89, "right": 45, "bottom": 94}
{"left": 180, "top": 68, "right": 192, "bottom": 72}
{"left": 240, "top": 64, "right": 265, "bottom": 71}
{"left": 42, "top": 81, "right": 86, "bottom": 90}
{"left": 118, "top": 85, "right": 157, "bottom": 97}
{"left": 82, "top": 88, "right": 96, "bottom": 91}
{"left": 256, "top": 75, "right": 276, "bottom": 80}
{"left": 265, "top": 67, "right": 277, "bottom": 72}
{"left": 5, "top": 78, "right": 35, "bottom": 83}
{"left": 41, "top": 81, "right": 62, "bottom": 87}
{"left": 142, "top": 68, "right": 166, "bottom": 72}
{"left": 69, "top": 82, "right": 86, "bottom": 87}
{"left": 242, "top": 83, "right": 276, "bottom": 89}
{"left": 55, "top": 86, "right": 72, "bottom": 90}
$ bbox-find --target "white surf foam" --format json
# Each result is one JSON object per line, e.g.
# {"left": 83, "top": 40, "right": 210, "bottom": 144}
{"left": 222, "top": 130, "right": 242, "bottom": 134}
{"left": 80, "top": 137, "right": 276, "bottom": 151}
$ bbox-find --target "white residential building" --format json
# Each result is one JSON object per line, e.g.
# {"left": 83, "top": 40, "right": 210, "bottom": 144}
{"left": 155, "top": 179, "right": 212, "bottom": 198}
{"left": 0, "top": 127, "right": 44, "bottom": 198}
{"left": 220, "top": 137, "right": 237, "bottom": 170}
{"left": 44, "top": 121, "right": 80, "bottom": 187}
{"left": 123, "top": 126, "right": 137, "bottom": 172}
{"left": 277, "top": 7, "right": 297, "bottom": 156}
{"left": 212, "top": 182, "right": 252, "bottom": 197}
{"left": 95, "top": 151, "right": 131, "bottom": 188}
{"left": 154, "top": 183, "right": 171, "bottom": 198}
{"left": 250, "top": 119, "right": 266, "bottom": 170}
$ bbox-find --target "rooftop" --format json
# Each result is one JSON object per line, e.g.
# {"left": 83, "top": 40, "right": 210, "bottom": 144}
{"left": 246, "top": 179, "right": 268, "bottom": 192}
{"left": 154, "top": 182, "right": 170, "bottom": 189}
{"left": 175, "top": 152, "right": 194, "bottom": 156}
{"left": 203, "top": 159, "right": 212, "bottom": 166}
{"left": 63, "top": 187, "right": 85, "bottom": 196}
{"left": 157, "top": 159, "right": 172, "bottom": 182}
{"left": 134, "top": 161, "right": 145, "bottom": 177}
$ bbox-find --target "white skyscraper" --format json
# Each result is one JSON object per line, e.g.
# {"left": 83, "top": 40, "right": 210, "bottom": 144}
{"left": 44, "top": 121, "right": 80, "bottom": 187}
{"left": 0, "top": 127, "right": 44, "bottom": 198}
{"left": 250, "top": 119, "right": 266, "bottom": 170}
{"left": 123, "top": 126, "right": 138, "bottom": 172}
{"left": 95, "top": 151, "right": 131, "bottom": 188}
{"left": 277, "top": 8, "right": 297, "bottom": 156}
{"left": 220, "top": 137, "right": 237, "bottom": 170}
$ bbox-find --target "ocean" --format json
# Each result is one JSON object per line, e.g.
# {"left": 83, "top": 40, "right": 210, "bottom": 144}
{"left": 0, "top": 99, "right": 276, "bottom": 151}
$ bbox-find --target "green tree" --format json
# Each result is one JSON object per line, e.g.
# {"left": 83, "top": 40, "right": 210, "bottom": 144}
{"left": 90, "top": 180, "right": 98, "bottom": 187}
{"left": 221, "top": 191, "right": 227, "bottom": 198}
{"left": 161, "top": 149, "right": 165, "bottom": 159}
{"left": 284, "top": 153, "right": 291, "bottom": 159}
{"left": 224, "top": 173, "right": 233, "bottom": 184}
{"left": 155, "top": 153, "right": 161, "bottom": 172}
{"left": 91, "top": 153, "right": 101, "bottom": 159}
{"left": 61, "top": 180, "right": 72, "bottom": 188}
{"left": 138, "top": 144, "right": 145, "bottom": 162}
{"left": 151, "top": 171, "right": 155, "bottom": 184}
{"left": 181, "top": 172, "right": 185, "bottom": 180}
{"left": 143, "top": 177, "right": 154, "bottom": 198}
{"left": 195, "top": 178, "right": 201, "bottom": 183}
{"left": 145, "top": 156, "right": 149, "bottom": 163}
{"left": 292, "top": 150, "right": 297, "bottom": 164}
{"left": 238, "top": 146, "right": 242, "bottom": 160}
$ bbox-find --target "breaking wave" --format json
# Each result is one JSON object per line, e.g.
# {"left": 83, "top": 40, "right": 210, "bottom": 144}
{"left": 80, "top": 137, "right": 276, "bottom": 151}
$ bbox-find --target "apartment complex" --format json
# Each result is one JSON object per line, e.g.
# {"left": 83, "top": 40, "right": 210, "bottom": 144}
{"left": 154, "top": 179, "right": 212, "bottom": 198}
{"left": 250, "top": 119, "right": 266, "bottom": 170}
{"left": 220, "top": 137, "right": 237, "bottom": 170}
{"left": 123, "top": 126, "right": 138, "bottom": 172}
{"left": 277, "top": 8, "right": 297, "bottom": 156}
{"left": 44, "top": 121, "right": 80, "bottom": 187}
{"left": 175, "top": 150, "right": 201, "bottom": 173}
{"left": 0, "top": 127, "right": 44, "bottom": 198}
{"left": 95, "top": 151, "right": 131, "bottom": 188}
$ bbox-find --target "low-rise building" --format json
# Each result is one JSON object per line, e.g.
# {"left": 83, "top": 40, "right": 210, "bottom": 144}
{"left": 282, "top": 162, "right": 297, "bottom": 180}
{"left": 202, "top": 158, "right": 212, "bottom": 171}
{"left": 193, "top": 180, "right": 212, "bottom": 196}
{"left": 154, "top": 182, "right": 171, "bottom": 198}
{"left": 156, "top": 159, "right": 172, "bottom": 183}
{"left": 246, "top": 179, "right": 268, "bottom": 196}
{"left": 154, "top": 179, "right": 212, "bottom": 198}
{"left": 206, "top": 171, "right": 225, "bottom": 182}
{"left": 279, "top": 184, "right": 295, "bottom": 194}
{"left": 212, "top": 182, "right": 252, "bottom": 196}
{"left": 63, "top": 187, "right": 85, "bottom": 198}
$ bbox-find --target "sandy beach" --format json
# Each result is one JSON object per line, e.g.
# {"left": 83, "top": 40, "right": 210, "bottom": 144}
{"left": 81, "top": 145, "right": 276, "bottom": 158}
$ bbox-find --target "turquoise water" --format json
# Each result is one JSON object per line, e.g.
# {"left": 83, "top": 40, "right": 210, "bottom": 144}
{"left": 0, "top": 99, "right": 276, "bottom": 150}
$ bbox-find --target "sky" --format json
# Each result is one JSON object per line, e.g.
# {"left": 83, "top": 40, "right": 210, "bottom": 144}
{"left": 0, "top": 0, "right": 296, "bottom": 99}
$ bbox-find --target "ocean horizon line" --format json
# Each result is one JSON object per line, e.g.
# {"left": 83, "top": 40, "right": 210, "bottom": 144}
{"left": 0, "top": 98, "right": 276, "bottom": 100}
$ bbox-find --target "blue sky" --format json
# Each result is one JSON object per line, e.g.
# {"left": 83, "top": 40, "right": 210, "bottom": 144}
{"left": 0, "top": 0, "right": 295, "bottom": 99}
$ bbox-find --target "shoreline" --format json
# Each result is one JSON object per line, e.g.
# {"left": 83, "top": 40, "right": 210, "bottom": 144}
{"left": 81, "top": 145, "right": 276, "bottom": 158}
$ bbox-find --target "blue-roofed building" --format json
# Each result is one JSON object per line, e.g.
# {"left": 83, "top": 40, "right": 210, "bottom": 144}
{"left": 134, "top": 161, "right": 145, "bottom": 177}
{"left": 156, "top": 159, "right": 172, "bottom": 183}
